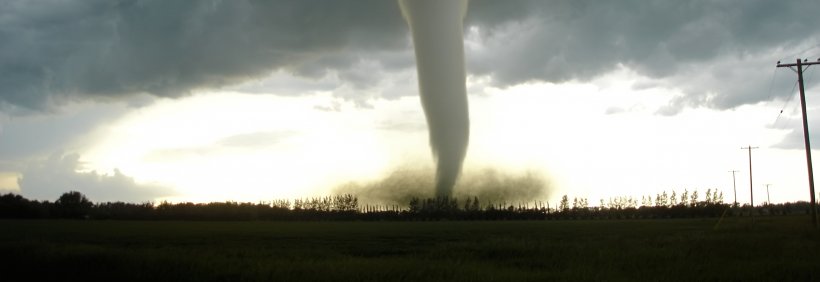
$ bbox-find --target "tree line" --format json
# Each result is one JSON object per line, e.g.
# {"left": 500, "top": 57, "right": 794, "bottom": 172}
{"left": 0, "top": 190, "right": 816, "bottom": 221}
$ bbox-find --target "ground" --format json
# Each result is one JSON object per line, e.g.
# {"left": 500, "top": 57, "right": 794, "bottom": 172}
{"left": 1, "top": 216, "right": 818, "bottom": 281}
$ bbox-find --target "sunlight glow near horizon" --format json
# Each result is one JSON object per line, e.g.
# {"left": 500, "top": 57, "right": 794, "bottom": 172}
{"left": 69, "top": 67, "right": 816, "bottom": 205}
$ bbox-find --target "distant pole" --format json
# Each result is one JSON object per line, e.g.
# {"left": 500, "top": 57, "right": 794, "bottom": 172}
{"left": 741, "top": 146, "right": 758, "bottom": 219}
{"left": 777, "top": 58, "right": 820, "bottom": 228}
{"left": 765, "top": 184, "right": 772, "bottom": 205}
{"left": 729, "top": 170, "right": 739, "bottom": 207}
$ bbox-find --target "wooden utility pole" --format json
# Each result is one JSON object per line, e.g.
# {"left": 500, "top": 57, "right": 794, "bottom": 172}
{"left": 729, "top": 170, "right": 739, "bottom": 207}
{"left": 777, "top": 58, "right": 820, "bottom": 228}
{"left": 741, "top": 146, "right": 758, "bottom": 219}
{"left": 765, "top": 184, "right": 772, "bottom": 205}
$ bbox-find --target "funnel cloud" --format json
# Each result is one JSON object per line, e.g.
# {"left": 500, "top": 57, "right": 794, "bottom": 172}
{"left": 399, "top": 0, "right": 470, "bottom": 198}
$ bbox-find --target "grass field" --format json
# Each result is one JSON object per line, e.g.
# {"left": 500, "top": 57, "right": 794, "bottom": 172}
{"left": 1, "top": 216, "right": 818, "bottom": 281}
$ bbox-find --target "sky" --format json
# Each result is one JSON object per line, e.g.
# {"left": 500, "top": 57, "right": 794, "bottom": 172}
{"left": 2, "top": 0, "right": 820, "bottom": 205}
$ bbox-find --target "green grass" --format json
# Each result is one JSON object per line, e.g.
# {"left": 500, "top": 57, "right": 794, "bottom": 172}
{"left": 1, "top": 216, "right": 818, "bottom": 281}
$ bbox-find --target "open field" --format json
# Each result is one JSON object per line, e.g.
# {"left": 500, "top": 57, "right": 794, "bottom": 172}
{"left": 1, "top": 216, "right": 818, "bottom": 281}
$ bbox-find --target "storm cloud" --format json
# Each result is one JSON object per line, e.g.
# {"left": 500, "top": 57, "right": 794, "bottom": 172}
{"left": 464, "top": 0, "right": 820, "bottom": 113}
{"left": 2, "top": 0, "right": 819, "bottom": 113}
{"left": 0, "top": 0, "right": 408, "bottom": 110}
{"left": 18, "top": 152, "right": 172, "bottom": 202}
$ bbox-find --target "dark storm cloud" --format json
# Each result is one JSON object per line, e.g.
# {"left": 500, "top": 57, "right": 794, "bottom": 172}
{"left": 0, "top": 0, "right": 408, "bottom": 110}
{"left": 2, "top": 0, "right": 819, "bottom": 112}
{"left": 468, "top": 0, "right": 819, "bottom": 80}
{"left": 465, "top": 0, "right": 820, "bottom": 113}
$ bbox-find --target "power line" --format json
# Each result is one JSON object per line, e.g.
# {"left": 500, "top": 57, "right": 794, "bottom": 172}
{"left": 780, "top": 45, "right": 820, "bottom": 62}
{"left": 764, "top": 66, "right": 779, "bottom": 102}
{"left": 772, "top": 66, "right": 816, "bottom": 128}
{"left": 773, "top": 59, "right": 817, "bottom": 128}
{"left": 806, "top": 62, "right": 819, "bottom": 90}
{"left": 773, "top": 80, "right": 799, "bottom": 128}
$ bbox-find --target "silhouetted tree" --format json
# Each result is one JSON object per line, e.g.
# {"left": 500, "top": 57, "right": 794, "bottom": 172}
{"left": 705, "top": 188, "right": 712, "bottom": 204}
{"left": 409, "top": 197, "right": 420, "bottom": 214}
{"left": 559, "top": 195, "right": 569, "bottom": 212}
{"left": 55, "top": 191, "right": 92, "bottom": 219}
{"left": 93, "top": 201, "right": 154, "bottom": 220}
{"left": 1, "top": 190, "right": 791, "bottom": 221}
{"left": 271, "top": 199, "right": 291, "bottom": 210}
{"left": 641, "top": 195, "right": 652, "bottom": 207}
{"left": 690, "top": 190, "right": 698, "bottom": 207}
{"left": 0, "top": 193, "right": 46, "bottom": 218}
{"left": 461, "top": 196, "right": 480, "bottom": 212}
{"left": 670, "top": 191, "right": 677, "bottom": 207}
{"left": 471, "top": 196, "right": 480, "bottom": 211}
{"left": 661, "top": 191, "right": 669, "bottom": 207}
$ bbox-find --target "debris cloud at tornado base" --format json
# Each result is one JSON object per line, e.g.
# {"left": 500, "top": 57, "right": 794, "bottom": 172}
{"left": 334, "top": 166, "right": 552, "bottom": 207}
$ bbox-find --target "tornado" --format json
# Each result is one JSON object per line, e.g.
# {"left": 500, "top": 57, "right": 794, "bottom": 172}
{"left": 399, "top": 0, "right": 470, "bottom": 198}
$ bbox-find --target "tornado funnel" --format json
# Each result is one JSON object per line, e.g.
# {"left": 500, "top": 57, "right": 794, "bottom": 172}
{"left": 399, "top": 0, "right": 470, "bottom": 198}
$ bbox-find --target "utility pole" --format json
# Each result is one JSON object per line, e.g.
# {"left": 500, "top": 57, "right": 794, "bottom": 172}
{"left": 729, "top": 170, "right": 739, "bottom": 207}
{"left": 777, "top": 58, "right": 820, "bottom": 228}
{"left": 741, "top": 146, "right": 758, "bottom": 219}
{"left": 765, "top": 184, "right": 772, "bottom": 205}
